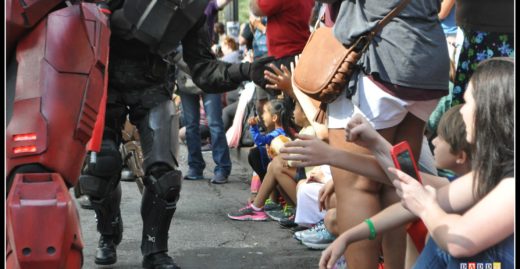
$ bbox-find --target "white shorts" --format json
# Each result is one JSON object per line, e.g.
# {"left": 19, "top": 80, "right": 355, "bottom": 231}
{"left": 295, "top": 182, "right": 326, "bottom": 226}
{"left": 328, "top": 75, "right": 440, "bottom": 130}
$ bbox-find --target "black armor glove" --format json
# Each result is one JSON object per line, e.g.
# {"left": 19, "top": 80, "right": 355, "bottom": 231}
{"left": 229, "top": 57, "right": 274, "bottom": 89}
{"left": 250, "top": 56, "right": 276, "bottom": 89}
{"left": 228, "top": 62, "right": 252, "bottom": 85}
{"left": 228, "top": 56, "right": 275, "bottom": 88}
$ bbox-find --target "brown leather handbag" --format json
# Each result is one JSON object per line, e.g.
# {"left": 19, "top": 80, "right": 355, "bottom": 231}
{"left": 293, "top": 0, "right": 411, "bottom": 123}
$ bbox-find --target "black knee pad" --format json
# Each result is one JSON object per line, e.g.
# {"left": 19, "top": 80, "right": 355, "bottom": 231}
{"left": 85, "top": 140, "right": 123, "bottom": 178}
{"left": 143, "top": 166, "right": 182, "bottom": 203}
{"left": 80, "top": 174, "right": 120, "bottom": 199}
{"left": 80, "top": 140, "right": 122, "bottom": 198}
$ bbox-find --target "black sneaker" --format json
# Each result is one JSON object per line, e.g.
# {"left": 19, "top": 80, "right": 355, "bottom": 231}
{"left": 95, "top": 235, "right": 117, "bottom": 265}
{"left": 279, "top": 215, "right": 297, "bottom": 229}
{"left": 290, "top": 225, "right": 309, "bottom": 233}
{"left": 142, "top": 252, "right": 180, "bottom": 269}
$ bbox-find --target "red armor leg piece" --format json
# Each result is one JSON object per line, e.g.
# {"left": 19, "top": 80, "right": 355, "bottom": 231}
{"left": 6, "top": 173, "right": 84, "bottom": 269}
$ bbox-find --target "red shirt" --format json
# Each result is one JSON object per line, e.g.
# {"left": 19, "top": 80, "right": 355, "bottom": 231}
{"left": 257, "top": 0, "right": 314, "bottom": 59}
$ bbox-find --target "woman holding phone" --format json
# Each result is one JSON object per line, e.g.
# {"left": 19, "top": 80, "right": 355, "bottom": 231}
{"left": 281, "top": 57, "right": 514, "bottom": 269}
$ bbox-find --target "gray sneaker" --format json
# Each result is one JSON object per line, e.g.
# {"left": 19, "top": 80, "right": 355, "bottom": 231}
{"left": 294, "top": 220, "right": 325, "bottom": 241}
{"left": 301, "top": 226, "right": 336, "bottom": 250}
{"left": 265, "top": 204, "right": 294, "bottom": 222}
{"left": 211, "top": 174, "right": 228, "bottom": 184}
{"left": 263, "top": 198, "right": 282, "bottom": 212}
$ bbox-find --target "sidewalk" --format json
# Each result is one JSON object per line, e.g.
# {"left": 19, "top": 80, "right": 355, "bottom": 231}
{"left": 77, "top": 145, "right": 320, "bottom": 269}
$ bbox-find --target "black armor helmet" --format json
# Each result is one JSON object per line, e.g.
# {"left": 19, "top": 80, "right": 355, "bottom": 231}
{"left": 110, "top": 0, "right": 210, "bottom": 57}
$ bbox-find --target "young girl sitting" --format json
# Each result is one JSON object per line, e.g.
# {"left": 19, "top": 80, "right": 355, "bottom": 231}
{"left": 247, "top": 98, "right": 292, "bottom": 182}
{"left": 229, "top": 100, "right": 315, "bottom": 221}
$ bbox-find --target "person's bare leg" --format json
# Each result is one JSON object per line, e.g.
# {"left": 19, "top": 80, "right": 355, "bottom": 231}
{"left": 253, "top": 157, "right": 296, "bottom": 208}
{"left": 329, "top": 128, "right": 382, "bottom": 269}
{"left": 272, "top": 159, "right": 299, "bottom": 206}
{"left": 393, "top": 113, "right": 426, "bottom": 163}
{"left": 276, "top": 187, "right": 296, "bottom": 207}
{"left": 325, "top": 193, "right": 337, "bottom": 210}
{"left": 268, "top": 190, "right": 278, "bottom": 204}
{"left": 379, "top": 184, "right": 407, "bottom": 269}
{"left": 378, "top": 113, "right": 426, "bottom": 269}
{"left": 324, "top": 208, "right": 339, "bottom": 236}
{"left": 272, "top": 166, "right": 298, "bottom": 204}
{"left": 252, "top": 163, "right": 277, "bottom": 208}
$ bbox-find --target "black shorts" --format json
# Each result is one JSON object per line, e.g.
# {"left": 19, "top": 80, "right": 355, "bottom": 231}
{"left": 294, "top": 167, "right": 307, "bottom": 182}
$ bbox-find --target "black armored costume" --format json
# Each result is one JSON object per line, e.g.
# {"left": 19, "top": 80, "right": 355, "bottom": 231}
{"left": 79, "top": 1, "right": 265, "bottom": 268}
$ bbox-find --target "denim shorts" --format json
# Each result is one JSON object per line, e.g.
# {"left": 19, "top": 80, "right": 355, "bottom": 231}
{"left": 413, "top": 234, "right": 514, "bottom": 269}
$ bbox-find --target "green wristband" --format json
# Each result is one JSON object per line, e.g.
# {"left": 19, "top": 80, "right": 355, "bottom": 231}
{"left": 364, "top": 219, "right": 377, "bottom": 240}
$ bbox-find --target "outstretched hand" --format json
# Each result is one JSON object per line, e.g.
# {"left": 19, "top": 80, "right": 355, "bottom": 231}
{"left": 264, "top": 64, "right": 294, "bottom": 97}
{"left": 279, "top": 134, "right": 332, "bottom": 167}
{"left": 319, "top": 233, "right": 350, "bottom": 269}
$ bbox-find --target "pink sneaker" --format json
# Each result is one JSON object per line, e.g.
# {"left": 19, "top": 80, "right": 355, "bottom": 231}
{"left": 227, "top": 204, "right": 268, "bottom": 221}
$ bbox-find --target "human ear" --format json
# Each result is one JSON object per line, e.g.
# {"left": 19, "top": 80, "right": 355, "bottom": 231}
{"left": 272, "top": 114, "right": 278, "bottom": 123}
{"left": 456, "top": 151, "right": 468, "bottom": 164}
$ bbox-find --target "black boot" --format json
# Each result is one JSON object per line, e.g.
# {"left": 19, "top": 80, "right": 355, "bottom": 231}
{"left": 88, "top": 184, "right": 123, "bottom": 265}
{"left": 140, "top": 187, "right": 177, "bottom": 268}
{"left": 140, "top": 170, "right": 181, "bottom": 269}
{"left": 142, "top": 252, "right": 180, "bottom": 269}
{"left": 95, "top": 235, "right": 118, "bottom": 265}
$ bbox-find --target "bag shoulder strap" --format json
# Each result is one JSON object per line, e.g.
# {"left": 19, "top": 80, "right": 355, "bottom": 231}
{"left": 371, "top": 0, "right": 411, "bottom": 36}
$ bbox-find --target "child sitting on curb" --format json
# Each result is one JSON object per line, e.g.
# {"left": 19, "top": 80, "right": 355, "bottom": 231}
{"left": 228, "top": 100, "right": 315, "bottom": 221}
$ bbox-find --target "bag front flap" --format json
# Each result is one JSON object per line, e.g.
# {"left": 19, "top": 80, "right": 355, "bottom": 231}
{"left": 294, "top": 27, "right": 350, "bottom": 94}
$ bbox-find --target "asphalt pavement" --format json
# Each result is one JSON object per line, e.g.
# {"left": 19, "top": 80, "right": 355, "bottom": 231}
{"left": 76, "top": 145, "right": 321, "bottom": 269}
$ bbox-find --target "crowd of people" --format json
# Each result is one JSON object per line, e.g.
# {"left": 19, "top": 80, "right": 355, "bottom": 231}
{"left": 181, "top": 0, "right": 514, "bottom": 269}
{"left": 18, "top": 0, "right": 512, "bottom": 268}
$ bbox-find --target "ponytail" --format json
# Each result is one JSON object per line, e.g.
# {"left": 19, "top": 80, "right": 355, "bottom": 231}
{"left": 268, "top": 98, "right": 296, "bottom": 139}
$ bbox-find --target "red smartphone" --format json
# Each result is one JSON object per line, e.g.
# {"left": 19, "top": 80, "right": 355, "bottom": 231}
{"left": 390, "top": 141, "right": 422, "bottom": 184}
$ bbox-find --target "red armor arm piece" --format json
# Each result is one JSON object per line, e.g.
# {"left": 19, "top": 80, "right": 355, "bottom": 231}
{"left": 6, "top": 173, "right": 84, "bottom": 269}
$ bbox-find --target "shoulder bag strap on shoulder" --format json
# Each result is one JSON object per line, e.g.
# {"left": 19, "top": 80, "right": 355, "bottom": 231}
{"left": 370, "top": 0, "right": 412, "bottom": 36}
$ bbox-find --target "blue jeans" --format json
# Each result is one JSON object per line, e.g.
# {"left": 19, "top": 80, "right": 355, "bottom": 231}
{"left": 180, "top": 92, "right": 231, "bottom": 177}
{"left": 413, "top": 234, "right": 514, "bottom": 269}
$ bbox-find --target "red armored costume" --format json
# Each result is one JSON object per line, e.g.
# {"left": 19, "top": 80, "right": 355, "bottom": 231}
{"left": 6, "top": 1, "right": 110, "bottom": 268}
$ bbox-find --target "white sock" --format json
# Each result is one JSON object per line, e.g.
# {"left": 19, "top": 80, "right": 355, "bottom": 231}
{"left": 251, "top": 204, "right": 263, "bottom": 211}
